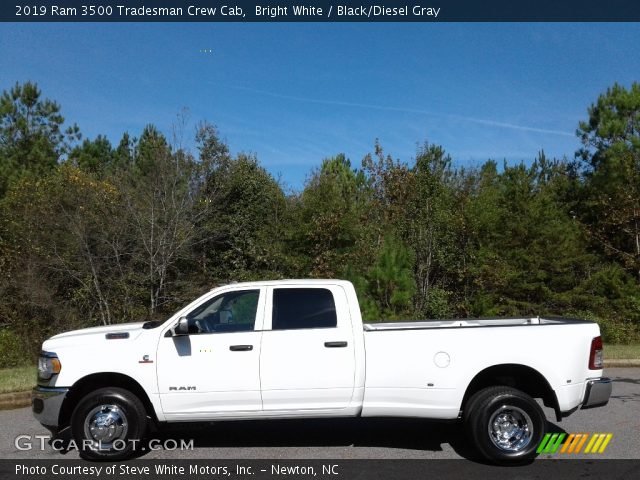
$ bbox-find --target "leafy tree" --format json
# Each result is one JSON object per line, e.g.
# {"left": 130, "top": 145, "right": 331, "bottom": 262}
{"left": 366, "top": 236, "right": 416, "bottom": 319}
{"left": 294, "top": 154, "right": 370, "bottom": 277}
{"left": 362, "top": 141, "right": 413, "bottom": 231}
{"left": 133, "top": 124, "right": 171, "bottom": 176}
{"left": 196, "top": 121, "right": 231, "bottom": 174}
{"left": 114, "top": 132, "right": 134, "bottom": 170}
{"left": 68, "top": 135, "right": 114, "bottom": 175}
{"left": 199, "top": 153, "right": 288, "bottom": 280}
{"left": 173, "top": 123, "right": 292, "bottom": 287}
{"left": 120, "top": 125, "right": 203, "bottom": 314}
{"left": 1, "top": 164, "right": 126, "bottom": 353}
{"left": 576, "top": 82, "right": 640, "bottom": 281}
{"left": 465, "top": 154, "right": 605, "bottom": 318}
{"left": 405, "top": 143, "right": 459, "bottom": 317}
{"left": 0, "top": 81, "right": 80, "bottom": 196}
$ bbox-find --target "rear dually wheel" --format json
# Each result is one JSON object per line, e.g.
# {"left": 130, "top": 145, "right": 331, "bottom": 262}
{"left": 464, "top": 386, "right": 546, "bottom": 464}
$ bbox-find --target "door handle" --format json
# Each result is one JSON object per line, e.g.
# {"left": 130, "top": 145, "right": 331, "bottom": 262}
{"left": 324, "top": 341, "right": 348, "bottom": 348}
{"left": 229, "top": 345, "right": 253, "bottom": 351}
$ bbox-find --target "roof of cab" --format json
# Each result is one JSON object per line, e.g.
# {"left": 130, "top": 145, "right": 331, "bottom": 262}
{"left": 212, "top": 279, "right": 353, "bottom": 290}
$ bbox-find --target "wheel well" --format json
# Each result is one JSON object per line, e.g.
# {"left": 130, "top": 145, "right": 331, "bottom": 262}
{"left": 461, "top": 364, "right": 561, "bottom": 421}
{"left": 59, "top": 373, "right": 157, "bottom": 429}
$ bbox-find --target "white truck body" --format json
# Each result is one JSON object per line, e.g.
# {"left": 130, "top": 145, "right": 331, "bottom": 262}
{"left": 32, "top": 279, "right": 612, "bottom": 461}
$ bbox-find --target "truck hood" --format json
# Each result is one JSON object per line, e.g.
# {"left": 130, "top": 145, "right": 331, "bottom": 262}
{"left": 43, "top": 322, "right": 148, "bottom": 349}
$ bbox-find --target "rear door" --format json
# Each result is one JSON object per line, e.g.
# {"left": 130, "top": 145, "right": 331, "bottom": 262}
{"left": 259, "top": 285, "right": 356, "bottom": 411}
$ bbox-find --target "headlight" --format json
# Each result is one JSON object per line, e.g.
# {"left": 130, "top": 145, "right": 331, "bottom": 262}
{"left": 37, "top": 352, "right": 61, "bottom": 381}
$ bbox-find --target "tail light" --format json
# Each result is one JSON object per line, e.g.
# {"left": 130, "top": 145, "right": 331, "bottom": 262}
{"left": 589, "top": 336, "right": 604, "bottom": 370}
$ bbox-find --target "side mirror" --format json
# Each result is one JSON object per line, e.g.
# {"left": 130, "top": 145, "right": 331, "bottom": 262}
{"left": 172, "top": 316, "right": 189, "bottom": 336}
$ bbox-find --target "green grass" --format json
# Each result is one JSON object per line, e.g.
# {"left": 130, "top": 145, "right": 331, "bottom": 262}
{"left": 0, "top": 365, "right": 35, "bottom": 394}
{"left": 604, "top": 344, "right": 640, "bottom": 360}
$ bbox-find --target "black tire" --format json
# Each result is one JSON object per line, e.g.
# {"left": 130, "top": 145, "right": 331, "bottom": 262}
{"left": 464, "top": 386, "right": 545, "bottom": 464}
{"left": 71, "top": 387, "right": 147, "bottom": 461}
{"left": 462, "top": 388, "right": 487, "bottom": 430}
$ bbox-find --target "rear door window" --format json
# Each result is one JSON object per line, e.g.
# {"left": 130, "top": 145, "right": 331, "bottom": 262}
{"left": 272, "top": 288, "right": 337, "bottom": 330}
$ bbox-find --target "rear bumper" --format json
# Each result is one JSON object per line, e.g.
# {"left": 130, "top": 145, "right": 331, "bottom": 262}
{"left": 32, "top": 386, "right": 68, "bottom": 429}
{"left": 581, "top": 377, "right": 612, "bottom": 409}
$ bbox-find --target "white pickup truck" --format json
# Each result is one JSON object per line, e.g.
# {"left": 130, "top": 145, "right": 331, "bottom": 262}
{"left": 32, "top": 279, "right": 611, "bottom": 463}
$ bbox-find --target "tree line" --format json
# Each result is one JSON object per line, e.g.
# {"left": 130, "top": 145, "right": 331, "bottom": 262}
{"left": 1, "top": 81, "right": 639, "bottom": 366}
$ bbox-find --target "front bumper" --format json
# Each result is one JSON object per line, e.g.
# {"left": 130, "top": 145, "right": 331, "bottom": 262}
{"left": 581, "top": 377, "right": 612, "bottom": 409}
{"left": 32, "top": 386, "right": 69, "bottom": 429}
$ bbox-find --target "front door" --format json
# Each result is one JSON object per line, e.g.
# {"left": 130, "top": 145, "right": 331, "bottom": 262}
{"left": 157, "top": 287, "right": 265, "bottom": 418}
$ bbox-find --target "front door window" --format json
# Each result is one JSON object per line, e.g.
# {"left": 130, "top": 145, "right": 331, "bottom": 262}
{"left": 186, "top": 289, "right": 260, "bottom": 334}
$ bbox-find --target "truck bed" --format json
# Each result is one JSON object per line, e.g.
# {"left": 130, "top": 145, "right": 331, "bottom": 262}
{"left": 363, "top": 316, "right": 591, "bottom": 331}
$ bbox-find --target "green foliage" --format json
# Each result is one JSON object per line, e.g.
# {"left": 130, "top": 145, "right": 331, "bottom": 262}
{"left": 405, "top": 143, "right": 459, "bottom": 316}
{"left": 577, "top": 82, "right": 640, "bottom": 165}
{"left": 344, "top": 269, "right": 380, "bottom": 321}
{"left": 464, "top": 154, "right": 598, "bottom": 317}
{"left": 200, "top": 153, "right": 288, "bottom": 279}
{"left": 576, "top": 82, "right": 640, "bottom": 281}
{"left": 293, "top": 154, "right": 371, "bottom": 277}
{"left": 569, "top": 310, "right": 640, "bottom": 345}
{"left": 424, "top": 287, "right": 454, "bottom": 319}
{"left": 68, "top": 135, "right": 114, "bottom": 175}
{"left": 0, "top": 81, "right": 79, "bottom": 196}
{"left": 2, "top": 164, "right": 129, "bottom": 338}
{"left": 0, "top": 329, "right": 28, "bottom": 368}
{"left": 366, "top": 236, "right": 416, "bottom": 319}
{"left": 114, "top": 132, "right": 134, "bottom": 170}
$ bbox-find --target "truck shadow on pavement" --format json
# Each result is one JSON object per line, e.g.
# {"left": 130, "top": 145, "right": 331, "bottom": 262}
{"left": 142, "top": 417, "right": 568, "bottom": 463}
{"left": 611, "top": 376, "right": 640, "bottom": 385}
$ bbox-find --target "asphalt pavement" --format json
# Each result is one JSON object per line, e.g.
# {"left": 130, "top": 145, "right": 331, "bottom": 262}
{"left": 1, "top": 368, "right": 638, "bottom": 461}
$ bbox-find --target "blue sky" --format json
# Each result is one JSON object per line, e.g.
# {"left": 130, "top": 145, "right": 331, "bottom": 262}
{"left": 1, "top": 23, "right": 639, "bottom": 189}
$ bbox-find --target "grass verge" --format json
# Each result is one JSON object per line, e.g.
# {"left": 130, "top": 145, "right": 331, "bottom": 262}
{"left": 0, "top": 365, "right": 35, "bottom": 394}
{"left": 604, "top": 344, "right": 640, "bottom": 360}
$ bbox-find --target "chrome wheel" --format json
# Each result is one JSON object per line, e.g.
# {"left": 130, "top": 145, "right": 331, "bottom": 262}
{"left": 487, "top": 404, "right": 533, "bottom": 452}
{"left": 83, "top": 404, "right": 128, "bottom": 449}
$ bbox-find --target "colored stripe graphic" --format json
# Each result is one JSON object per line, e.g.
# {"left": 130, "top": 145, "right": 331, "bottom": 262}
{"left": 537, "top": 432, "right": 613, "bottom": 454}
{"left": 584, "top": 433, "right": 613, "bottom": 453}
{"left": 537, "top": 433, "right": 566, "bottom": 453}
{"left": 566, "top": 433, "right": 587, "bottom": 453}
{"left": 560, "top": 433, "right": 584, "bottom": 453}
{"left": 598, "top": 434, "right": 613, "bottom": 453}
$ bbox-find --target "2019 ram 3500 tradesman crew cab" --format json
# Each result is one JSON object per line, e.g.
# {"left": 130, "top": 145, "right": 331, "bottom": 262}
{"left": 32, "top": 279, "right": 611, "bottom": 462}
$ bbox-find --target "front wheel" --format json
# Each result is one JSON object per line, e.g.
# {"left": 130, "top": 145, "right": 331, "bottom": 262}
{"left": 71, "top": 387, "right": 147, "bottom": 460}
{"left": 464, "top": 386, "right": 546, "bottom": 464}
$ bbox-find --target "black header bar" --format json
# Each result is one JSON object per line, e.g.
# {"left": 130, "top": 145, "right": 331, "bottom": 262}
{"left": 2, "top": 1, "right": 640, "bottom": 22}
